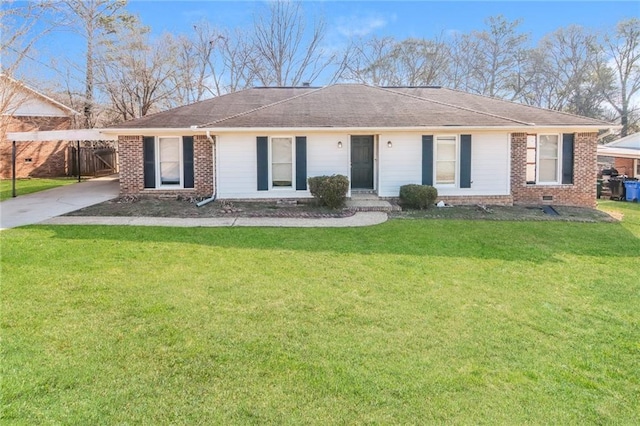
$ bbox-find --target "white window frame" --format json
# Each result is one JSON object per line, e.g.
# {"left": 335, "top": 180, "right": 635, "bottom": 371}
{"left": 434, "top": 134, "right": 458, "bottom": 187}
{"left": 536, "top": 133, "right": 562, "bottom": 185}
{"left": 155, "top": 136, "right": 183, "bottom": 189}
{"left": 269, "top": 136, "right": 295, "bottom": 190}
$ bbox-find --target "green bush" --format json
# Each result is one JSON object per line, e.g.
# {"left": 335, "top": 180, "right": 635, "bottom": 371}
{"left": 399, "top": 184, "right": 438, "bottom": 209}
{"left": 308, "top": 175, "right": 350, "bottom": 209}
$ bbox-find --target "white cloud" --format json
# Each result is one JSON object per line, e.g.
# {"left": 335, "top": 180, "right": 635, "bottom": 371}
{"left": 334, "top": 13, "right": 391, "bottom": 38}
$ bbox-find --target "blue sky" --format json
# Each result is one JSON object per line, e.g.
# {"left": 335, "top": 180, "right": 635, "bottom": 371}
{"left": 10, "top": 1, "right": 640, "bottom": 86}
{"left": 124, "top": 0, "right": 638, "bottom": 42}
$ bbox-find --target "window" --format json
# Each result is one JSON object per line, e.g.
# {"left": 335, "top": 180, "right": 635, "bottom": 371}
{"left": 538, "top": 134, "right": 560, "bottom": 183}
{"left": 436, "top": 135, "right": 457, "bottom": 185}
{"left": 158, "top": 137, "right": 181, "bottom": 186}
{"left": 271, "top": 137, "right": 293, "bottom": 187}
{"left": 526, "top": 134, "right": 565, "bottom": 185}
{"left": 143, "top": 136, "right": 194, "bottom": 190}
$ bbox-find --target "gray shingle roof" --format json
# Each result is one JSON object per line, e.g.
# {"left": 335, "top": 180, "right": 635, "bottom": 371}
{"left": 109, "top": 84, "right": 611, "bottom": 129}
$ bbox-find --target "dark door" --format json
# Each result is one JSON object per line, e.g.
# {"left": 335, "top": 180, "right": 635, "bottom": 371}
{"left": 351, "top": 136, "right": 374, "bottom": 189}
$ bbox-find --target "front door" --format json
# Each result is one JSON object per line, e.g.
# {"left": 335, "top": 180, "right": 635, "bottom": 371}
{"left": 351, "top": 135, "right": 374, "bottom": 189}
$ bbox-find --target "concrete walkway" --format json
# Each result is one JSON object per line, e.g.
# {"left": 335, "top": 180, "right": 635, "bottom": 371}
{"left": 0, "top": 175, "right": 120, "bottom": 230}
{"left": 1, "top": 175, "right": 389, "bottom": 229}
{"left": 42, "top": 211, "right": 388, "bottom": 228}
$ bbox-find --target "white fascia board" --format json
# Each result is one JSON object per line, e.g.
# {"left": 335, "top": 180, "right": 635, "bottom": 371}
{"left": 7, "top": 129, "right": 118, "bottom": 141}
{"left": 108, "top": 125, "right": 611, "bottom": 135}
{"left": 597, "top": 146, "right": 640, "bottom": 159}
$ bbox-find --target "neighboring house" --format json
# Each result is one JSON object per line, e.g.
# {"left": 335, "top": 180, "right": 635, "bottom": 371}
{"left": 597, "top": 133, "right": 640, "bottom": 178}
{"left": 105, "top": 84, "right": 612, "bottom": 207}
{"left": 0, "top": 75, "right": 78, "bottom": 179}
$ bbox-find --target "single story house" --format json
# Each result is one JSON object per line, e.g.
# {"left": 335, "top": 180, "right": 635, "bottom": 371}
{"left": 1, "top": 75, "right": 79, "bottom": 178}
{"left": 104, "top": 84, "right": 611, "bottom": 207}
{"left": 597, "top": 132, "right": 640, "bottom": 178}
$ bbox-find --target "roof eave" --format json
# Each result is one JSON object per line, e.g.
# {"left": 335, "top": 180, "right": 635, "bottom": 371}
{"left": 104, "top": 124, "right": 613, "bottom": 135}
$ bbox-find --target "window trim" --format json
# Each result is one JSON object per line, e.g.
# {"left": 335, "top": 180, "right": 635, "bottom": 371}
{"left": 269, "top": 135, "right": 296, "bottom": 190}
{"left": 434, "top": 134, "right": 458, "bottom": 187}
{"left": 155, "top": 136, "right": 184, "bottom": 189}
{"left": 536, "top": 133, "right": 562, "bottom": 185}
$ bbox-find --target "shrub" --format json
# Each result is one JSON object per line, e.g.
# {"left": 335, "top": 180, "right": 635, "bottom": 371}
{"left": 399, "top": 184, "right": 438, "bottom": 209}
{"left": 308, "top": 175, "right": 350, "bottom": 209}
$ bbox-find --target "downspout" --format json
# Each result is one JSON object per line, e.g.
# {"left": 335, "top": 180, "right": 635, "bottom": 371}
{"left": 196, "top": 130, "right": 217, "bottom": 207}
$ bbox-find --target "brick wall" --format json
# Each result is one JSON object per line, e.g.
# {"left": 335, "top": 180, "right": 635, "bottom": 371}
{"left": 614, "top": 157, "right": 635, "bottom": 178}
{"left": 118, "top": 135, "right": 144, "bottom": 195}
{"left": 118, "top": 135, "right": 214, "bottom": 197}
{"left": 0, "top": 116, "right": 72, "bottom": 178}
{"left": 194, "top": 135, "right": 214, "bottom": 196}
{"left": 511, "top": 132, "right": 597, "bottom": 207}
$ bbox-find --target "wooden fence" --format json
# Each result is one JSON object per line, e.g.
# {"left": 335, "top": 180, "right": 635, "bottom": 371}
{"left": 69, "top": 147, "right": 118, "bottom": 177}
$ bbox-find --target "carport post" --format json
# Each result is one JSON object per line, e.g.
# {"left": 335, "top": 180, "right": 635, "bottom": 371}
{"left": 77, "top": 140, "right": 81, "bottom": 182}
{"left": 12, "top": 140, "right": 16, "bottom": 198}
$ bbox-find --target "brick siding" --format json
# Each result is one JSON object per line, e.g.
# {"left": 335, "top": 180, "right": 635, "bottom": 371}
{"left": 0, "top": 116, "right": 72, "bottom": 178}
{"left": 613, "top": 157, "right": 635, "bottom": 178}
{"left": 118, "top": 135, "right": 214, "bottom": 197}
{"left": 511, "top": 132, "right": 597, "bottom": 207}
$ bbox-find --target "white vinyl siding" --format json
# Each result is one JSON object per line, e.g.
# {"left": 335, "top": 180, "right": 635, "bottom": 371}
{"left": 217, "top": 133, "right": 349, "bottom": 199}
{"left": 217, "top": 132, "right": 511, "bottom": 199}
{"left": 377, "top": 132, "right": 510, "bottom": 197}
{"left": 377, "top": 133, "right": 422, "bottom": 197}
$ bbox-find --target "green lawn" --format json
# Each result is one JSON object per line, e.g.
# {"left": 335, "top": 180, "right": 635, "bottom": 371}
{"left": 0, "top": 178, "right": 78, "bottom": 201}
{"left": 1, "top": 204, "right": 639, "bottom": 424}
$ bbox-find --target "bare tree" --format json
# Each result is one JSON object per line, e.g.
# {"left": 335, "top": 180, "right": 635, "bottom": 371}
{"left": 594, "top": 18, "right": 640, "bottom": 136}
{"left": 519, "top": 26, "right": 606, "bottom": 118}
{"left": 250, "top": 1, "right": 335, "bottom": 86}
{"left": 387, "top": 37, "right": 449, "bottom": 86}
{"left": 451, "top": 15, "right": 529, "bottom": 98}
{"left": 341, "top": 36, "right": 397, "bottom": 85}
{"left": 49, "top": 0, "right": 135, "bottom": 127}
{"left": 195, "top": 24, "right": 256, "bottom": 96}
{"left": 97, "top": 30, "right": 179, "bottom": 123}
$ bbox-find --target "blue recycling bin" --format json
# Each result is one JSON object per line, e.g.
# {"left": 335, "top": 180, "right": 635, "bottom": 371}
{"left": 624, "top": 180, "right": 639, "bottom": 202}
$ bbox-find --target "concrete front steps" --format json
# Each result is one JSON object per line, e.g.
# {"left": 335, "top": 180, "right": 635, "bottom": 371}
{"left": 346, "top": 192, "right": 401, "bottom": 212}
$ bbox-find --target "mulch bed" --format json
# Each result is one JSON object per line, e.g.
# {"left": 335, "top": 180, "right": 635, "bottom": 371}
{"left": 65, "top": 197, "right": 355, "bottom": 219}
{"left": 64, "top": 196, "right": 618, "bottom": 223}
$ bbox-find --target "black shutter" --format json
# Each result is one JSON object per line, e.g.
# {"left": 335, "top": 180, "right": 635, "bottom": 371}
{"left": 422, "top": 135, "right": 433, "bottom": 186}
{"left": 295, "top": 136, "right": 307, "bottom": 190}
{"left": 183, "top": 136, "right": 194, "bottom": 188}
{"left": 562, "top": 133, "right": 574, "bottom": 185}
{"left": 143, "top": 136, "right": 155, "bottom": 188}
{"left": 460, "top": 134, "right": 472, "bottom": 188}
{"left": 257, "top": 136, "right": 269, "bottom": 191}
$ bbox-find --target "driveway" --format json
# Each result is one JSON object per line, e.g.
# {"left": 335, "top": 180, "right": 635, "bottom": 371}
{"left": 0, "top": 175, "right": 119, "bottom": 230}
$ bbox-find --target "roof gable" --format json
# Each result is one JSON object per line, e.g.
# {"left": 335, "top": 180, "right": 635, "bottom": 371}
{"left": 1, "top": 75, "right": 78, "bottom": 117}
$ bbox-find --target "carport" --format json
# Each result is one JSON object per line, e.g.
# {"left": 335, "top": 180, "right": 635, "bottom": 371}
{"left": 6, "top": 129, "right": 118, "bottom": 197}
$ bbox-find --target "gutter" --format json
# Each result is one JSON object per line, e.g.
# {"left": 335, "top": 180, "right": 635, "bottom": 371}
{"left": 104, "top": 125, "right": 615, "bottom": 135}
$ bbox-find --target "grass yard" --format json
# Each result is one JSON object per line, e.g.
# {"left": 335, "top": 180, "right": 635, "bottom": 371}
{"left": 1, "top": 203, "right": 639, "bottom": 424}
{"left": 0, "top": 178, "right": 78, "bottom": 201}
